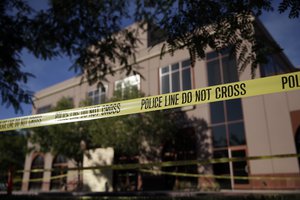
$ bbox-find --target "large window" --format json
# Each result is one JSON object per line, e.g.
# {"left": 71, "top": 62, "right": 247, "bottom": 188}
{"left": 29, "top": 155, "right": 44, "bottom": 191}
{"left": 207, "top": 50, "right": 248, "bottom": 188}
{"left": 160, "top": 59, "right": 192, "bottom": 94}
{"left": 88, "top": 87, "right": 106, "bottom": 105}
{"left": 207, "top": 51, "right": 246, "bottom": 148}
{"left": 50, "top": 155, "right": 68, "bottom": 191}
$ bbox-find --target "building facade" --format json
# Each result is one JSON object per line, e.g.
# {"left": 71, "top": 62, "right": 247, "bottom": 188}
{"left": 22, "top": 21, "right": 300, "bottom": 192}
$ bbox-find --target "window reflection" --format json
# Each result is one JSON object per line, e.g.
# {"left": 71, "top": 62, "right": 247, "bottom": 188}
{"left": 207, "top": 60, "right": 221, "bottom": 86}
{"left": 228, "top": 122, "right": 246, "bottom": 146}
{"left": 210, "top": 101, "right": 225, "bottom": 124}
{"left": 212, "top": 125, "right": 227, "bottom": 148}
{"left": 226, "top": 99, "right": 243, "bottom": 121}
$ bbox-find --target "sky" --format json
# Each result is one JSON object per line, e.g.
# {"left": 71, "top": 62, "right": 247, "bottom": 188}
{"left": 0, "top": 3, "right": 300, "bottom": 120}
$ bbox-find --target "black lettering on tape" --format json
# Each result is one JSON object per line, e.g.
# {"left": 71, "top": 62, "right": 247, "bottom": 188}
{"left": 165, "top": 94, "right": 179, "bottom": 107}
{"left": 195, "top": 88, "right": 211, "bottom": 102}
{"left": 215, "top": 83, "right": 246, "bottom": 99}
{"left": 182, "top": 92, "right": 193, "bottom": 104}
{"left": 282, "top": 74, "right": 300, "bottom": 89}
{"left": 141, "top": 96, "right": 162, "bottom": 110}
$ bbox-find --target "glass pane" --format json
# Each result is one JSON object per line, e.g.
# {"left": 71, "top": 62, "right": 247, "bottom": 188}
{"left": 232, "top": 150, "right": 249, "bottom": 184}
{"left": 161, "top": 75, "right": 170, "bottom": 94}
{"left": 182, "top": 68, "right": 191, "bottom": 90}
{"left": 207, "top": 60, "right": 221, "bottom": 86}
{"left": 126, "top": 75, "right": 140, "bottom": 86}
{"left": 182, "top": 59, "right": 191, "bottom": 68}
{"left": 29, "top": 156, "right": 44, "bottom": 191}
{"left": 212, "top": 125, "right": 227, "bottom": 148}
{"left": 210, "top": 101, "right": 225, "bottom": 124}
{"left": 206, "top": 51, "right": 219, "bottom": 60}
{"left": 222, "top": 56, "right": 238, "bottom": 84}
{"left": 94, "top": 96, "right": 99, "bottom": 104}
{"left": 171, "top": 71, "right": 180, "bottom": 92}
{"left": 229, "top": 122, "right": 246, "bottom": 146}
{"left": 226, "top": 99, "right": 243, "bottom": 121}
{"left": 88, "top": 91, "right": 93, "bottom": 97}
{"left": 100, "top": 94, "right": 106, "bottom": 103}
{"left": 213, "top": 150, "right": 231, "bottom": 189}
{"left": 161, "top": 66, "right": 169, "bottom": 74}
{"left": 94, "top": 90, "right": 99, "bottom": 95}
{"left": 171, "top": 63, "right": 179, "bottom": 71}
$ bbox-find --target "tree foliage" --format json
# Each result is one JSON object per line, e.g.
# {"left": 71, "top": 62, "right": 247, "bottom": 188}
{"left": 29, "top": 86, "right": 195, "bottom": 164}
{"left": 86, "top": 86, "right": 179, "bottom": 161}
{"left": 1, "top": 0, "right": 299, "bottom": 112}
{"left": 0, "top": 131, "right": 27, "bottom": 172}
{"left": 29, "top": 97, "right": 92, "bottom": 164}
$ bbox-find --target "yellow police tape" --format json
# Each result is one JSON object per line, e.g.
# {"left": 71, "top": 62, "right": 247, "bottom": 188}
{"left": 140, "top": 169, "right": 300, "bottom": 181}
{"left": 0, "top": 71, "right": 300, "bottom": 132}
{"left": 13, "top": 173, "right": 69, "bottom": 183}
{"left": 13, "top": 153, "right": 300, "bottom": 183}
{"left": 18, "top": 153, "right": 300, "bottom": 174}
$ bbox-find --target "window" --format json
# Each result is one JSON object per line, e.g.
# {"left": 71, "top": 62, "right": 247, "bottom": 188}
{"left": 210, "top": 99, "right": 245, "bottom": 148}
{"left": 88, "top": 87, "right": 106, "bottom": 105}
{"left": 115, "top": 75, "right": 140, "bottom": 91}
{"left": 206, "top": 51, "right": 246, "bottom": 148}
{"left": 207, "top": 50, "right": 248, "bottom": 188}
{"left": 115, "top": 75, "right": 140, "bottom": 98}
{"left": 36, "top": 105, "right": 51, "bottom": 114}
{"left": 51, "top": 155, "right": 68, "bottom": 191}
{"left": 29, "top": 155, "right": 44, "bottom": 191}
{"left": 160, "top": 59, "right": 192, "bottom": 94}
{"left": 260, "top": 56, "right": 285, "bottom": 77}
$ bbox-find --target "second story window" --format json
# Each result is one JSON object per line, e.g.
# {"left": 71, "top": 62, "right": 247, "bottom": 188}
{"left": 36, "top": 105, "right": 51, "bottom": 114}
{"left": 115, "top": 75, "right": 140, "bottom": 91}
{"left": 160, "top": 59, "right": 192, "bottom": 94}
{"left": 206, "top": 50, "right": 246, "bottom": 148}
{"left": 115, "top": 75, "right": 140, "bottom": 98}
{"left": 260, "top": 55, "right": 285, "bottom": 77}
{"left": 88, "top": 87, "right": 106, "bottom": 105}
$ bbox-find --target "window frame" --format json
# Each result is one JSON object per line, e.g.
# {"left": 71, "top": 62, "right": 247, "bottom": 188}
{"left": 87, "top": 85, "right": 108, "bottom": 105}
{"left": 159, "top": 59, "right": 192, "bottom": 94}
{"left": 114, "top": 75, "right": 141, "bottom": 99}
{"left": 206, "top": 50, "right": 249, "bottom": 188}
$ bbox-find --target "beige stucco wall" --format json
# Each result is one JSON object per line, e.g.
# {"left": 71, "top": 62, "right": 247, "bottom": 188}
{"left": 244, "top": 92, "right": 300, "bottom": 175}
